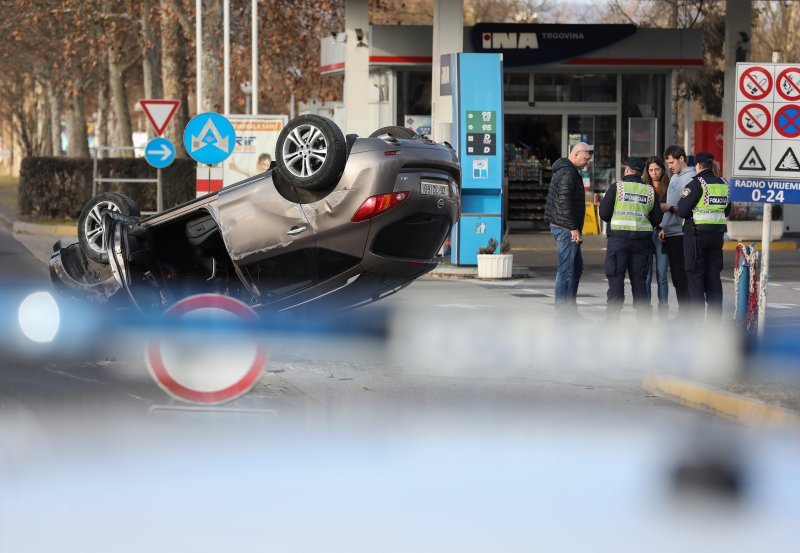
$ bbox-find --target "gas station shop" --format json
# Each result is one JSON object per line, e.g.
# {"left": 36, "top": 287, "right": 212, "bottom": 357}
{"left": 321, "top": 23, "right": 703, "bottom": 230}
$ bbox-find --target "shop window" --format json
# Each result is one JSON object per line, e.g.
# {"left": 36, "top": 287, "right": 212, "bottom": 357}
{"left": 533, "top": 73, "right": 617, "bottom": 102}
{"left": 396, "top": 70, "right": 431, "bottom": 126}
{"left": 504, "top": 72, "right": 530, "bottom": 102}
{"left": 621, "top": 74, "right": 666, "bottom": 160}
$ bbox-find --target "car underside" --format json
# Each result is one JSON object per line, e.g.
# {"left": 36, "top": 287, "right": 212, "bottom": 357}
{"left": 50, "top": 117, "right": 461, "bottom": 314}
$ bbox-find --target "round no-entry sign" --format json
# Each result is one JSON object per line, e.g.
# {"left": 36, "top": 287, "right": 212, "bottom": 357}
{"left": 146, "top": 294, "right": 267, "bottom": 404}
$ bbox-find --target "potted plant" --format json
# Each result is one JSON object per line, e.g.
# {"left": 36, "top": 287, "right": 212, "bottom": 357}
{"left": 477, "top": 231, "right": 513, "bottom": 279}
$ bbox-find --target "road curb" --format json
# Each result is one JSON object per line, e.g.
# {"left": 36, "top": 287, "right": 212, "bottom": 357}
{"left": 643, "top": 371, "right": 800, "bottom": 428}
{"left": 12, "top": 221, "right": 77, "bottom": 237}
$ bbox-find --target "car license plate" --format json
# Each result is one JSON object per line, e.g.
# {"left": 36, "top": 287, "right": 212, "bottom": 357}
{"left": 420, "top": 181, "right": 450, "bottom": 197}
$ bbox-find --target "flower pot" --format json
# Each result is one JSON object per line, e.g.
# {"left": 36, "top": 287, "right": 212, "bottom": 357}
{"left": 726, "top": 220, "right": 784, "bottom": 241}
{"left": 477, "top": 253, "right": 513, "bottom": 279}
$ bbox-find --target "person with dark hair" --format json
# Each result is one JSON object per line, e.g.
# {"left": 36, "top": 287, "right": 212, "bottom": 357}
{"left": 599, "top": 156, "right": 663, "bottom": 320}
{"left": 659, "top": 145, "right": 695, "bottom": 311}
{"left": 544, "top": 142, "right": 592, "bottom": 314}
{"left": 676, "top": 152, "right": 731, "bottom": 319}
{"left": 642, "top": 156, "right": 670, "bottom": 318}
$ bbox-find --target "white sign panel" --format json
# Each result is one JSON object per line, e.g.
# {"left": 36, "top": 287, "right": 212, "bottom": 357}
{"left": 734, "top": 139, "right": 771, "bottom": 177}
{"left": 736, "top": 101, "right": 771, "bottom": 139}
{"left": 771, "top": 143, "right": 800, "bottom": 176}
{"left": 775, "top": 65, "right": 800, "bottom": 102}
{"left": 734, "top": 62, "right": 800, "bottom": 181}
{"left": 772, "top": 103, "right": 800, "bottom": 141}
{"left": 736, "top": 64, "right": 774, "bottom": 103}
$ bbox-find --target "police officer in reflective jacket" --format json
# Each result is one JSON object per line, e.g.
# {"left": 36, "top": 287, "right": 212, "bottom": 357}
{"left": 676, "top": 152, "right": 731, "bottom": 318}
{"left": 600, "top": 157, "right": 663, "bottom": 319}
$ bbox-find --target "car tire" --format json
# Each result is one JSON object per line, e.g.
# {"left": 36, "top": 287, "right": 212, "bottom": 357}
{"left": 78, "top": 192, "right": 140, "bottom": 264}
{"left": 369, "top": 126, "right": 423, "bottom": 140}
{"left": 275, "top": 114, "right": 346, "bottom": 190}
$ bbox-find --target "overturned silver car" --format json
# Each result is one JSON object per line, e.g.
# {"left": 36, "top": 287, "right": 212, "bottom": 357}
{"left": 50, "top": 115, "right": 461, "bottom": 313}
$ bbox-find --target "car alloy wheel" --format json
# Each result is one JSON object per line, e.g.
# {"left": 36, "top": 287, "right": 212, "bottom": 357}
{"left": 77, "top": 192, "right": 140, "bottom": 264}
{"left": 275, "top": 114, "right": 346, "bottom": 190}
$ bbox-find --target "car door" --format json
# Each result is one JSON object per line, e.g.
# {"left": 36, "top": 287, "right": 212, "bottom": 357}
{"left": 216, "top": 176, "right": 317, "bottom": 301}
{"left": 300, "top": 169, "right": 373, "bottom": 284}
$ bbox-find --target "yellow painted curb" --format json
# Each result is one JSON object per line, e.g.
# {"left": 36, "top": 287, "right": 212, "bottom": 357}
{"left": 723, "top": 241, "right": 797, "bottom": 251}
{"left": 643, "top": 372, "right": 800, "bottom": 429}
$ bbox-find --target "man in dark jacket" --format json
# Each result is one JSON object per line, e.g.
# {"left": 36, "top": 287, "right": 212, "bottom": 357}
{"left": 544, "top": 142, "right": 592, "bottom": 313}
{"left": 676, "top": 152, "right": 731, "bottom": 319}
{"left": 599, "top": 157, "right": 663, "bottom": 319}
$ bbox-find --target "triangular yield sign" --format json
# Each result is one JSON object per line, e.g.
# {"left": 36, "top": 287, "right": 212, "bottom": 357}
{"left": 738, "top": 145, "right": 766, "bottom": 171}
{"left": 775, "top": 147, "right": 800, "bottom": 172}
{"left": 139, "top": 99, "right": 180, "bottom": 136}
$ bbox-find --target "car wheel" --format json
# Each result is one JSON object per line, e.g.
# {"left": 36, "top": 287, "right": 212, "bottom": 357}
{"left": 369, "top": 126, "right": 422, "bottom": 140}
{"left": 78, "top": 192, "right": 140, "bottom": 264}
{"left": 275, "top": 114, "right": 346, "bottom": 190}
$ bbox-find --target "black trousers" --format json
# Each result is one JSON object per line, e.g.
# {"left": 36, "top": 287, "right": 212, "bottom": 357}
{"left": 662, "top": 234, "right": 690, "bottom": 309}
{"left": 683, "top": 229, "right": 724, "bottom": 317}
{"left": 605, "top": 236, "right": 651, "bottom": 314}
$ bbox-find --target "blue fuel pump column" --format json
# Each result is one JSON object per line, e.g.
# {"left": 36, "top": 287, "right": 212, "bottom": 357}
{"left": 446, "top": 53, "right": 505, "bottom": 266}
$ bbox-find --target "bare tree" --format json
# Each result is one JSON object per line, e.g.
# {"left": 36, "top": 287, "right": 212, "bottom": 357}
{"left": 752, "top": 1, "right": 800, "bottom": 62}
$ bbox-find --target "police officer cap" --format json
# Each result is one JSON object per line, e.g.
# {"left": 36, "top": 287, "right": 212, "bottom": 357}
{"left": 695, "top": 152, "right": 714, "bottom": 164}
{"left": 623, "top": 156, "right": 645, "bottom": 173}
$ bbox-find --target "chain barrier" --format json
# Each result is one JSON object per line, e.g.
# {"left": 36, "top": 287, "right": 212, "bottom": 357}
{"left": 734, "top": 243, "right": 760, "bottom": 335}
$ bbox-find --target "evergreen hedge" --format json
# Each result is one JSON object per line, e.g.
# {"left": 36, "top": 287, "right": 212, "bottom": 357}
{"left": 19, "top": 157, "right": 196, "bottom": 219}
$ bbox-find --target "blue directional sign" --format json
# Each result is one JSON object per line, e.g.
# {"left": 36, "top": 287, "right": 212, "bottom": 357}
{"left": 183, "top": 112, "right": 236, "bottom": 165}
{"left": 731, "top": 177, "right": 800, "bottom": 204}
{"left": 144, "top": 137, "right": 175, "bottom": 168}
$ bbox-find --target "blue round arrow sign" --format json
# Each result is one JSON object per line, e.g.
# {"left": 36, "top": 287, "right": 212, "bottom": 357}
{"left": 183, "top": 112, "right": 236, "bottom": 165}
{"left": 144, "top": 137, "right": 176, "bottom": 168}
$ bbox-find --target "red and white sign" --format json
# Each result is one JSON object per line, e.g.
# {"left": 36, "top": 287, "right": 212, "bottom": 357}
{"left": 737, "top": 103, "right": 771, "bottom": 138}
{"left": 738, "top": 66, "right": 773, "bottom": 101}
{"left": 196, "top": 164, "right": 224, "bottom": 197}
{"left": 146, "top": 294, "right": 267, "bottom": 404}
{"left": 139, "top": 99, "right": 180, "bottom": 136}
{"left": 776, "top": 67, "right": 800, "bottom": 101}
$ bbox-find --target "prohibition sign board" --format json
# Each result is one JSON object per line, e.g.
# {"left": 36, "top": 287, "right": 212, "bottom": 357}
{"left": 737, "top": 103, "right": 771, "bottom": 138}
{"left": 146, "top": 294, "right": 267, "bottom": 404}
{"left": 776, "top": 67, "right": 800, "bottom": 102}
{"left": 739, "top": 66, "right": 773, "bottom": 101}
{"left": 774, "top": 104, "right": 800, "bottom": 139}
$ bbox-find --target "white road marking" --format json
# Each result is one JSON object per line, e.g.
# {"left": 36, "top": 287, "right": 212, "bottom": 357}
{"left": 44, "top": 367, "right": 151, "bottom": 403}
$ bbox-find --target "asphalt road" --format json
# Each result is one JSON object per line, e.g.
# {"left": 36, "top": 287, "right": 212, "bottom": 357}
{"left": 0, "top": 227, "right": 693, "bottom": 421}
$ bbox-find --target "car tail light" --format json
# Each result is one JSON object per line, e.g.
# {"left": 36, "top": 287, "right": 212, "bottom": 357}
{"left": 351, "top": 192, "right": 409, "bottom": 222}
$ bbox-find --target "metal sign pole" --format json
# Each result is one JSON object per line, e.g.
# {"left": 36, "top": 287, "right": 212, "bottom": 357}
{"left": 157, "top": 168, "right": 163, "bottom": 212}
{"left": 758, "top": 50, "right": 783, "bottom": 337}
{"left": 224, "top": 0, "right": 230, "bottom": 115}
{"left": 252, "top": 0, "right": 258, "bottom": 115}
{"left": 196, "top": 0, "right": 202, "bottom": 114}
